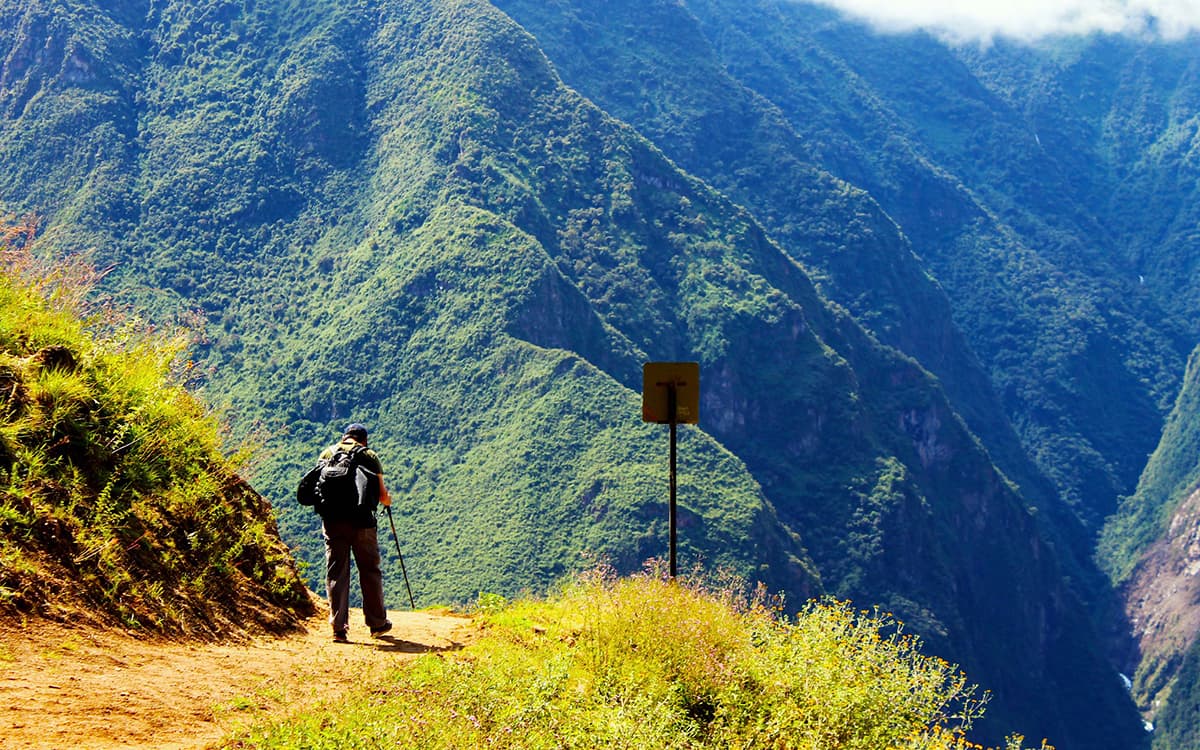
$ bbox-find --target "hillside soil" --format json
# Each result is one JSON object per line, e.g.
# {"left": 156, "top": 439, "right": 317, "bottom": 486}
{"left": 0, "top": 601, "right": 473, "bottom": 749}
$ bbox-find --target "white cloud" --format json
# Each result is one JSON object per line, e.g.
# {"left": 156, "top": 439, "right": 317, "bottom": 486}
{"left": 809, "top": 0, "right": 1200, "bottom": 42}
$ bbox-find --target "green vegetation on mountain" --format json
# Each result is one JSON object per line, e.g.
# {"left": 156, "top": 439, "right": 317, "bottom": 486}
{"left": 1094, "top": 343, "right": 1200, "bottom": 747}
{"left": 779, "top": 20, "right": 1197, "bottom": 528}
{"left": 342, "top": 6, "right": 1138, "bottom": 743}
{"left": 485, "top": 4, "right": 1200, "bottom": 739}
{"left": 542, "top": 0, "right": 1189, "bottom": 543}
{"left": 1100, "top": 344, "right": 1200, "bottom": 585}
{"left": 0, "top": 222, "right": 312, "bottom": 633}
{"left": 1150, "top": 637, "right": 1200, "bottom": 750}
{"left": 0, "top": 0, "right": 1186, "bottom": 746}
{"left": 489, "top": 0, "right": 1125, "bottom": 652}
{"left": 231, "top": 568, "right": 1049, "bottom": 750}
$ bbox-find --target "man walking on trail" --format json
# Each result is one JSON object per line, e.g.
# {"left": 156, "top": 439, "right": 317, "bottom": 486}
{"left": 316, "top": 423, "right": 393, "bottom": 643}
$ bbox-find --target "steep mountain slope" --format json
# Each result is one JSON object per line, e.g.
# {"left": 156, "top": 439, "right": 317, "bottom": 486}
{"left": 1103, "top": 345, "right": 1200, "bottom": 585}
{"left": 487, "top": 7, "right": 1200, "bottom": 741}
{"left": 1102, "top": 345, "right": 1200, "bottom": 743}
{"left": 0, "top": 0, "right": 819, "bottom": 616}
{"left": 961, "top": 37, "right": 1200, "bottom": 331}
{"left": 771, "top": 9, "right": 1188, "bottom": 519}
{"left": 723, "top": 3, "right": 1190, "bottom": 525}
{"left": 489, "top": 0, "right": 1157, "bottom": 732}
{"left": 490, "top": 0, "right": 1014, "bottom": 472}
{"left": 0, "top": 0, "right": 1150, "bottom": 747}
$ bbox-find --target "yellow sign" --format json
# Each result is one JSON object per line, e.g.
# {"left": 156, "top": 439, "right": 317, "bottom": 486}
{"left": 642, "top": 362, "right": 699, "bottom": 424}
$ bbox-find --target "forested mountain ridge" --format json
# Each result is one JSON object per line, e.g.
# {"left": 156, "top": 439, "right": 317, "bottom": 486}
{"left": 490, "top": 0, "right": 1188, "bottom": 533}
{"left": 2, "top": 0, "right": 1195, "bottom": 746}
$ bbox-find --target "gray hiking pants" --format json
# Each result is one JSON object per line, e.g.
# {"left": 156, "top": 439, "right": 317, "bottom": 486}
{"left": 322, "top": 521, "right": 389, "bottom": 634}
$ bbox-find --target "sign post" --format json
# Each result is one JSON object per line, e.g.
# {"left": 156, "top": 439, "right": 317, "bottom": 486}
{"left": 642, "top": 362, "right": 699, "bottom": 578}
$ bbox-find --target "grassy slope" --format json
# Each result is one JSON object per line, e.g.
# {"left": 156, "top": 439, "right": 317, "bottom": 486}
{"left": 229, "top": 570, "right": 1047, "bottom": 750}
{"left": 0, "top": 226, "right": 313, "bottom": 634}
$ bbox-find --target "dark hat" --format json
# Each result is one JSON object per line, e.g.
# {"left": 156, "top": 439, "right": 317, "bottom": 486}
{"left": 344, "top": 423, "right": 368, "bottom": 440}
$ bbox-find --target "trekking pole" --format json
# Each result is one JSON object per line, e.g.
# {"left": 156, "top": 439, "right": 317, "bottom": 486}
{"left": 384, "top": 505, "right": 416, "bottom": 609}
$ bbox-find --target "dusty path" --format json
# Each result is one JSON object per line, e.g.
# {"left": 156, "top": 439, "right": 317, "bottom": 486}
{"left": 0, "top": 605, "right": 472, "bottom": 749}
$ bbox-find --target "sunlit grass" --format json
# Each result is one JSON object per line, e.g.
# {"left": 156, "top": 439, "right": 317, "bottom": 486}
{"left": 229, "top": 565, "right": 1051, "bottom": 749}
{"left": 0, "top": 220, "right": 312, "bottom": 634}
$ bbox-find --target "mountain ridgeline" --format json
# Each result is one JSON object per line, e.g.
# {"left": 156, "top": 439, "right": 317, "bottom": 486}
{"left": 2, "top": 0, "right": 1198, "bottom": 746}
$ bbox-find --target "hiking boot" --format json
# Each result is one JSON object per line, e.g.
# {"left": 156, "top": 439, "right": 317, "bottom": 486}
{"left": 370, "top": 621, "right": 393, "bottom": 638}
{"left": 333, "top": 630, "right": 349, "bottom": 643}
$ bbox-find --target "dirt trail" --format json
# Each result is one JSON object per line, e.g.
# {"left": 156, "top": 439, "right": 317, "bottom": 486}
{"left": 0, "top": 605, "right": 472, "bottom": 749}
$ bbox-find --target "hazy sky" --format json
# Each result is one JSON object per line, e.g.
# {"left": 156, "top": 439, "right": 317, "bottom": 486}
{"left": 809, "top": 0, "right": 1200, "bottom": 42}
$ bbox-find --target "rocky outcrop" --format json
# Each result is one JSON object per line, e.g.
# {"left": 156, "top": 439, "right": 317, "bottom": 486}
{"left": 1122, "top": 484, "right": 1200, "bottom": 721}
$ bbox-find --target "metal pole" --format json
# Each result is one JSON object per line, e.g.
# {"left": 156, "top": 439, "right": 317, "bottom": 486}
{"left": 385, "top": 505, "right": 416, "bottom": 609}
{"left": 668, "top": 383, "right": 678, "bottom": 579}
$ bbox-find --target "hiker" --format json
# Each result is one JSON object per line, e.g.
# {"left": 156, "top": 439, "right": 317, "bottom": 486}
{"left": 307, "top": 422, "right": 393, "bottom": 643}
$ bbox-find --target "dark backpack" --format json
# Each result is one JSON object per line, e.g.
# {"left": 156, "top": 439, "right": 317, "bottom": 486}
{"left": 297, "top": 464, "right": 322, "bottom": 506}
{"left": 315, "top": 444, "right": 373, "bottom": 514}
